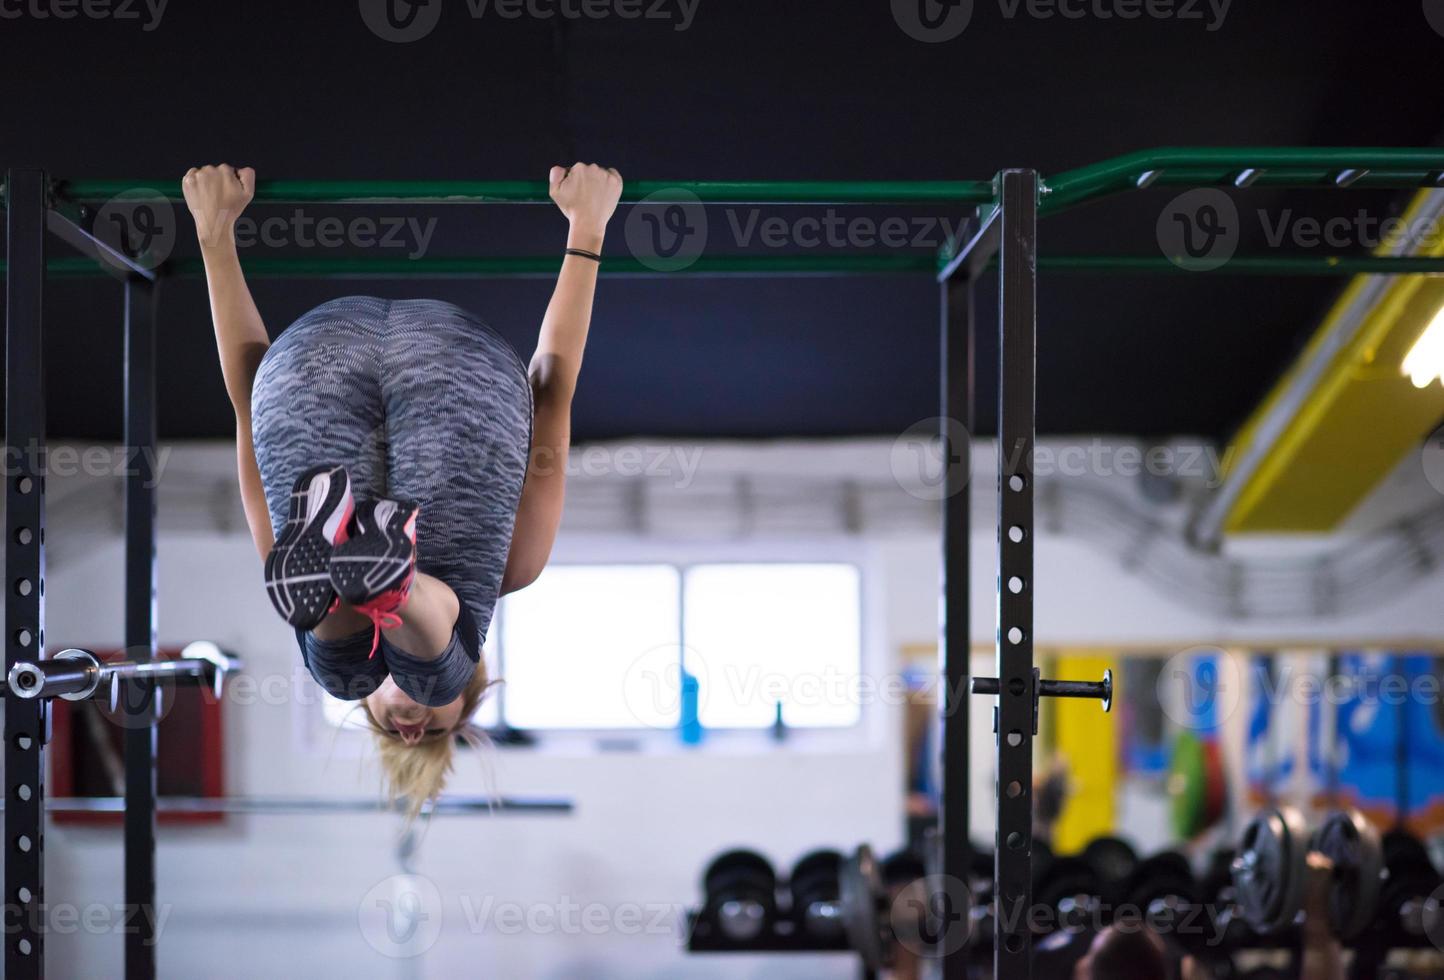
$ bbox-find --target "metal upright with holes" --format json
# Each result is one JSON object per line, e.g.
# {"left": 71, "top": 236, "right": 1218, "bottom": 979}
{"left": 991, "top": 169, "right": 1039, "bottom": 973}
{"left": 122, "top": 275, "right": 160, "bottom": 978}
{"left": 937, "top": 169, "right": 1042, "bottom": 976}
{"left": 6, "top": 168, "right": 50, "bottom": 980}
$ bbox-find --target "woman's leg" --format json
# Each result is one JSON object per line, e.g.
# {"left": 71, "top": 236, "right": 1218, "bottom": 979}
{"left": 252, "top": 298, "right": 390, "bottom": 631}
{"left": 376, "top": 573, "right": 459, "bottom": 658}
{"left": 378, "top": 300, "right": 532, "bottom": 650}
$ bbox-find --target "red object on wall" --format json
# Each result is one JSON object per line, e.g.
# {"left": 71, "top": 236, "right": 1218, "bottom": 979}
{"left": 49, "top": 648, "right": 225, "bottom": 826}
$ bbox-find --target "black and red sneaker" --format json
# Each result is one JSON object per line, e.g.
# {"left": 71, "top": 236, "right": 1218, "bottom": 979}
{"left": 263, "top": 464, "right": 354, "bottom": 630}
{"left": 329, "top": 498, "right": 419, "bottom": 655}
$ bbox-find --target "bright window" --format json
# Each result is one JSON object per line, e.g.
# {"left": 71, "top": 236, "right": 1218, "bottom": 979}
{"left": 684, "top": 564, "right": 862, "bottom": 729}
{"left": 319, "top": 561, "right": 864, "bottom": 735}
{"left": 500, "top": 564, "right": 682, "bottom": 729}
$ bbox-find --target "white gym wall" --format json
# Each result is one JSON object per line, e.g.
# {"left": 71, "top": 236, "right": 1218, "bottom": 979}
{"left": 16, "top": 435, "right": 1444, "bottom": 978}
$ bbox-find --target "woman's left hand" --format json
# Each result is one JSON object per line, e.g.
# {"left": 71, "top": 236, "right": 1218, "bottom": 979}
{"left": 548, "top": 163, "right": 623, "bottom": 245}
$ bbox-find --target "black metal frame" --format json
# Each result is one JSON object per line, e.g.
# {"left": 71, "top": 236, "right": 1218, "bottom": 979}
{"left": 939, "top": 171, "right": 1116, "bottom": 977}
{"left": 122, "top": 274, "right": 159, "bottom": 978}
{"left": 6, "top": 168, "right": 50, "bottom": 979}
{"left": 2, "top": 169, "right": 173, "bottom": 980}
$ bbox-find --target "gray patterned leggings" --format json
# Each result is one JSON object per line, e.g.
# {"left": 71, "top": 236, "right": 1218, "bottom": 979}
{"left": 251, "top": 297, "right": 532, "bottom": 705}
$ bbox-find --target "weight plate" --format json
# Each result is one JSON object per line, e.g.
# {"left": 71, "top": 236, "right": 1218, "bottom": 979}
{"left": 1202, "top": 740, "right": 1227, "bottom": 830}
{"left": 704, "top": 849, "right": 776, "bottom": 896}
{"left": 1232, "top": 806, "right": 1309, "bottom": 934}
{"left": 703, "top": 849, "right": 777, "bottom": 940}
{"left": 1035, "top": 855, "right": 1099, "bottom": 928}
{"left": 1312, "top": 809, "right": 1382, "bottom": 942}
{"left": 1169, "top": 732, "right": 1208, "bottom": 839}
{"left": 1084, "top": 836, "right": 1140, "bottom": 887}
{"left": 1382, "top": 828, "right": 1433, "bottom": 872}
{"left": 790, "top": 849, "right": 845, "bottom": 939}
{"left": 881, "top": 848, "right": 927, "bottom": 889}
{"left": 840, "top": 844, "right": 889, "bottom": 970}
{"left": 1169, "top": 733, "right": 1227, "bottom": 840}
{"left": 1125, "top": 851, "right": 1199, "bottom": 912}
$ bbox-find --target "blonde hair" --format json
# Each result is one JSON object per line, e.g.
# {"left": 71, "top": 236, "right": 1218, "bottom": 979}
{"left": 359, "top": 658, "right": 497, "bottom": 820}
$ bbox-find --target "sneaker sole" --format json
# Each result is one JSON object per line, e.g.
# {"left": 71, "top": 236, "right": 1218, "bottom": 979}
{"left": 330, "top": 499, "right": 419, "bottom": 607}
{"left": 264, "top": 464, "right": 353, "bottom": 629}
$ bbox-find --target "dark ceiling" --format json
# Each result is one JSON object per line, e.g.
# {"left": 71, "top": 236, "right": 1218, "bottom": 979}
{"left": 3, "top": 1, "right": 1443, "bottom": 443}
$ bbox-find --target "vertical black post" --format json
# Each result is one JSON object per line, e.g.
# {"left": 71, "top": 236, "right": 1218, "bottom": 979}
{"left": 994, "top": 170, "right": 1037, "bottom": 977}
{"left": 1393, "top": 654, "right": 1409, "bottom": 828}
{"left": 5, "top": 168, "right": 49, "bottom": 980}
{"left": 122, "top": 277, "right": 159, "bottom": 980}
{"left": 939, "top": 273, "right": 973, "bottom": 980}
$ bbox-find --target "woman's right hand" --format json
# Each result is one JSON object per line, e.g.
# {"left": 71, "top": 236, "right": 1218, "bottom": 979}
{"left": 182, "top": 164, "right": 255, "bottom": 250}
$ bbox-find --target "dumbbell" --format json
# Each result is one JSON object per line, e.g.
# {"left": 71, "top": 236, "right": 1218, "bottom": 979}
{"left": 1378, "top": 827, "right": 1443, "bottom": 942}
{"left": 701, "top": 849, "right": 778, "bottom": 943}
{"left": 1311, "top": 808, "right": 1383, "bottom": 941}
{"left": 1034, "top": 855, "right": 1102, "bottom": 931}
{"left": 838, "top": 842, "right": 973, "bottom": 969}
{"left": 1230, "top": 805, "right": 1313, "bottom": 935}
{"left": 839, "top": 844, "right": 894, "bottom": 969}
{"left": 1084, "top": 835, "right": 1141, "bottom": 906}
{"left": 789, "top": 849, "right": 845, "bottom": 941}
{"left": 1231, "top": 806, "right": 1440, "bottom": 942}
{"left": 1123, "top": 850, "right": 1199, "bottom": 928}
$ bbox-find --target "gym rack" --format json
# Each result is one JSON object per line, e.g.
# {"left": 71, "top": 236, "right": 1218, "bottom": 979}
{"left": 7, "top": 146, "right": 1444, "bottom": 980}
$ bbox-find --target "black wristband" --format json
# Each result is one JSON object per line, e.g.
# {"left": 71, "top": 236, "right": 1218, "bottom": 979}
{"left": 564, "top": 247, "right": 602, "bottom": 262}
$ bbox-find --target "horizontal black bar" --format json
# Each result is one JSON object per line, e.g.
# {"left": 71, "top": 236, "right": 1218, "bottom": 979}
{"left": 2, "top": 796, "right": 574, "bottom": 815}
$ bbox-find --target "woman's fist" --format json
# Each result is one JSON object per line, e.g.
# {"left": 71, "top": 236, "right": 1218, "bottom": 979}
{"left": 548, "top": 163, "right": 623, "bottom": 241}
{"left": 181, "top": 164, "right": 255, "bottom": 248}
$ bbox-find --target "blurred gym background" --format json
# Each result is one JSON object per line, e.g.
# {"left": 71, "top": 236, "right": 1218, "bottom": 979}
{"left": 3, "top": 1, "right": 1444, "bottom": 977}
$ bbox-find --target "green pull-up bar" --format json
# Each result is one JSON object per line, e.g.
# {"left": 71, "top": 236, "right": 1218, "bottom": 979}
{"left": 39, "top": 147, "right": 1444, "bottom": 210}
{"left": 51, "top": 178, "right": 995, "bottom": 206}
{"left": 7, "top": 254, "right": 1444, "bottom": 279}
{"left": 6, "top": 147, "right": 1443, "bottom": 279}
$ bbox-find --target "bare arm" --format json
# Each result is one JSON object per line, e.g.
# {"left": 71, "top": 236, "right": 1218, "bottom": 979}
{"left": 182, "top": 164, "right": 274, "bottom": 559}
{"left": 1300, "top": 853, "right": 1345, "bottom": 980}
{"left": 501, "top": 163, "right": 623, "bottom": 594}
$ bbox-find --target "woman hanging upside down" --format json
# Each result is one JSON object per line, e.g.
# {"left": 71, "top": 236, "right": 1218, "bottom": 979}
{"left": 183, "top": 161, "right": 622, "bottom": 812}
